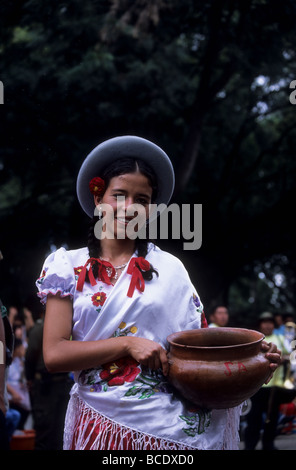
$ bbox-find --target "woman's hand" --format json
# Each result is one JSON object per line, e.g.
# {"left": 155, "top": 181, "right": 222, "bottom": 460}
{"left": 126, "top": 337, "right": 169, "bottom": 376}
{"left": 261, "top": 340, "right": 282, "bottom": 384}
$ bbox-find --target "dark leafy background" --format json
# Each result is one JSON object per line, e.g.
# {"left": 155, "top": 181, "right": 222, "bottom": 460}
{"left": 1, "top": 0, "right": 296, "bottom": 326}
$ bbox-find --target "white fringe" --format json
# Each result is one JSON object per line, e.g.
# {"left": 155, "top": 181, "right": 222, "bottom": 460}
{"left": 64, "top": 392, "right": 242, "bottom": 451}
{"left": 63, "top": 391, "right": 80, "bottom": 450}
{"left": 63, "top": 393, "right": 196, "bottom": 450}
{"left": 222, "top": 404, "right": 243, "bottom": 450}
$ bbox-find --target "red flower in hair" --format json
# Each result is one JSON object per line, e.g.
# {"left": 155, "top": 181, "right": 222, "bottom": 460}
{"left": 89, "top": 177, "right": 105, "bottom": 196}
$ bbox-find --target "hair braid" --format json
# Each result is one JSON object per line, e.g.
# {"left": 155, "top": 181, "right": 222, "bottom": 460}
{"left": 135, "top": 238, "right": 158, "bottom": 281}
{"left": 87, "top": 216, "right": 101, "bottom": 279}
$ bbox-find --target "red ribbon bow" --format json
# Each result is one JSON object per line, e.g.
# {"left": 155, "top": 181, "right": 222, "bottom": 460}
{"left": 76, "top": 258, "right": 115, "bottom": 292}
{"left": 126, "top": 257, "right": 151, "bottom": 298}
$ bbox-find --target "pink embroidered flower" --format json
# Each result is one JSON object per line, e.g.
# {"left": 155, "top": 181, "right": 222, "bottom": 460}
{"left": 91, "top": 291, "right": 107, "bottom": 307}
{"left": 100, "top": 357, "right": 141, "bottom": 386}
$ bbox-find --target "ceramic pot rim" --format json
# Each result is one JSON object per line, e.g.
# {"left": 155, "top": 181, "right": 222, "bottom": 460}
{"left": 167, "top": 327, "right": 265, "bottom": 351}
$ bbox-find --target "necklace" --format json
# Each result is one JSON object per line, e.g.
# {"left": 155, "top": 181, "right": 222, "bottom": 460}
{"left": 99, "top": 257, "right": 128, "bottom": 280}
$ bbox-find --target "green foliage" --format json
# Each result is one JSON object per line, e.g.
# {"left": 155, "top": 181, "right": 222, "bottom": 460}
{"left": 229, "top": 254, "right": 296, "bottom": 328}
{"left": 0, "top": 0, "right": 295, "bottom": 318}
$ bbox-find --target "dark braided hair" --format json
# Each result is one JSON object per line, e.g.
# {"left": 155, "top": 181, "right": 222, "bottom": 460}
{"left": 87, "top": 157, "right": 158, "bottom": 281}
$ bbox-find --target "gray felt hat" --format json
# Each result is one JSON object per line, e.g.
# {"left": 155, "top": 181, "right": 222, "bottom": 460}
{"left": 76, "top": 135, "right": 175, "bottom": 218}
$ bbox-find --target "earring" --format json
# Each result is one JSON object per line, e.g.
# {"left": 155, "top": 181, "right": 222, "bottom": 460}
{"left": 98, "top": 205, "right": 103, "bottom": 218}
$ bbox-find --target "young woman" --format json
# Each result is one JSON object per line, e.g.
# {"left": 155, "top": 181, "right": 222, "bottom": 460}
{"left": 36, "top": 136, "right": 280, "bottom": 450}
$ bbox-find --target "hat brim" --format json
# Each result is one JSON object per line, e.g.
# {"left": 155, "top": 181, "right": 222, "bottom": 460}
{"left": 76, "top": 135, "right": 175, "bottom": 218}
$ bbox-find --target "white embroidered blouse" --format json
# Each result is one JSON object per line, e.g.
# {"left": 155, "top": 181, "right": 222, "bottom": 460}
{"left": 36, "top": 243, "right": 241, "bottom": 450}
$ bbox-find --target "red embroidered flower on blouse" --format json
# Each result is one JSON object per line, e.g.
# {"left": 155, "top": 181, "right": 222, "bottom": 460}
{"left": 74, "top": 266, "right": 84, "bottom": 276}
{"left": 37, "top": 269, "right": 46, "bottom": 282}
{"left": 91, "top": 291, "right": 107, "bottom": 307}
{"left": 89, "top": 177, "right": 105, "bottom": 196}
{"left": 100, "top": 357, "right": 141, "bottom": 386}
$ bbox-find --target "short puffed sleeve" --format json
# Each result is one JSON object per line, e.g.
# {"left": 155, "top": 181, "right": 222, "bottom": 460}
{"left": 36, "top": 247, "right": 76, "bottom": 304}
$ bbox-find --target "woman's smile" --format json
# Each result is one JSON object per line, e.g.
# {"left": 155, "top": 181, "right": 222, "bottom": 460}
{"left": 94, "top": 172, "right": 153, "bottom": 239}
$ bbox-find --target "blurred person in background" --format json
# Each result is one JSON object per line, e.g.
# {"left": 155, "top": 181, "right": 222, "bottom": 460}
{"left": 0, "top": 309, "right": 8, "bottom": 448}
{"left": 208, "top": 305, "right": 229, "bottom": 328}
{"left": 0, "top": 295, "right": 16, "bottom": 448}
{"left": 6, "top": 338, "right": 31, "bottom": 430}
{"left": 244, "top": 312, "right": 296, "bottom": 450}
{"left": 25, "top": 304, "right": 72, "bottom": 450}
{"left": 8, "top": 305, "right": 18, "bottom": 327}
{"left": 274, "top": 313, "right": 285, "bottom": 336}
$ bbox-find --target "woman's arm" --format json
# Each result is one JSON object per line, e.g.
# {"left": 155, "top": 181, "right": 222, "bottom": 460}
{"left": 43, "top": 295, "right": 169, "bottom": 375}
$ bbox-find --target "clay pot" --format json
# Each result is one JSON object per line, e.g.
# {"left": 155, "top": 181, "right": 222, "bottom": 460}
{"left": 167, "top": 327, "right": 272, "bottom": 409}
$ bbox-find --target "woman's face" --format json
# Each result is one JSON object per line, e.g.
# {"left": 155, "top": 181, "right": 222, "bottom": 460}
{"left": 94, "top": 172, "right": 153, "bottom": 239}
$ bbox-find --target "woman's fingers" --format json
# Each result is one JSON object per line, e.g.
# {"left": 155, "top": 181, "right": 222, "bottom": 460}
{"left": 261, "top": 340, "right": 282, "bottom": 365}
{"left": 261, "top": 340, "right": 282, "bottom": 384}
{"left": 127, "top": 337, "right": 169, "bottom": 375}
{"left": 159, "top": 348, "right": 169, "bottom": 376}
{"left": 147, "top": 348, "right": 169, "bottom": 375}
